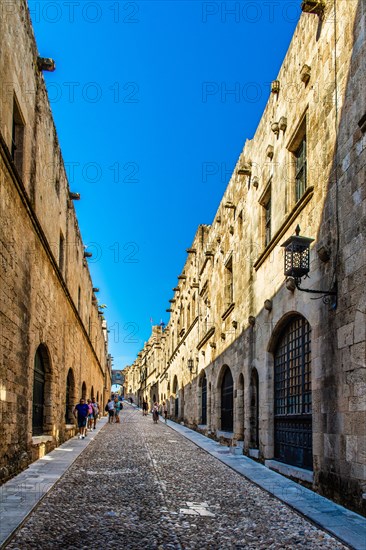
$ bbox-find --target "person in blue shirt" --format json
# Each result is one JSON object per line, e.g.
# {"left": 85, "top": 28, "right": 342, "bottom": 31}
{"left": 73, "top": 398, "right": 89, "bottom": 439}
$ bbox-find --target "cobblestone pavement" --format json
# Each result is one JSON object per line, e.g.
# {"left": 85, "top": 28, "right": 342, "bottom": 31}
{"left": 6, "top": 406, "right": 349, "bottom": 550}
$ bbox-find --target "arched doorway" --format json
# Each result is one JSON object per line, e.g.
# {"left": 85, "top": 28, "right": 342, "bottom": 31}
{"left": 221, "top": 367, "right": 233, "bottom": 431}
{"left": 172, "top": 376, "right": 179, "bottom": 418}
{"left": 91, "top": 385, "right": 94, "bottom": 399}
{"left": 65, "top": 368, "right": 76, "bottom": 423}
{"left": 33, "top": 347, "right": 46, "bottom": 435}
{"left": 81, "top": 381, "right": 87, "bottom": 400}
{"left": 237, "top": 373, "right": 244, "bottom": 440}
{"left": 201, "top": 373, "right": 207, "bottom": 425}
{"left": 274, "top": 315, "right": 312, "bottom": 470}
{"left": 249, "top": 368, "right": 259, "bottom": 448}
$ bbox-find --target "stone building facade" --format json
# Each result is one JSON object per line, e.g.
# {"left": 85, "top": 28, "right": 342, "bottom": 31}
{"left": 0, "top": 1, "right": 111, "bottom": 481}
{"left": 126, "top": 0, "right": 366, "bottom": 514}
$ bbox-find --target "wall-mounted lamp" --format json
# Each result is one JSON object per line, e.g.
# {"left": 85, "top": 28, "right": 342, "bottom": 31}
{"left": 188, "top": 358, "right": 197, "bottom": 375}
{"left": 92, "top": 287, "right": 100, "bottom": 293}
{"left": 281, "top": 225, "right": 337, "bottom": 306}
{"left": 84, "top": 251, "right": 92, "bottom": 258}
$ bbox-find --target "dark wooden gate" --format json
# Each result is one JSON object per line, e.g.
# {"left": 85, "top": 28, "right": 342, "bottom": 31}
{"left": 32, "top": 350, "right": 45, "bottom": 435}
{"left": 221, "top": 368, "right": 233, "bottom": 431}
{"left": 274, "top": 316, "right": 312, "bottom": 470}
{"left": 174, "top": 397, "right": 179, "bottom": 418}
{"left": 201, "top": 374, "right": 207, "bottom": 425}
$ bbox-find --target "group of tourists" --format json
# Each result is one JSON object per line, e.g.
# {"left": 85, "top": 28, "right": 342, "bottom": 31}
{"left": 73, "top": 397, "right": 99, "bottom": 439}
{"left": 73, "top": 394, "right": 167, "bottom": 440}
{"left": 142, "top": 399, "right": 168, "bottom": 424}
{"left": 105, "top": 396, "right": 123, "bottom": 423}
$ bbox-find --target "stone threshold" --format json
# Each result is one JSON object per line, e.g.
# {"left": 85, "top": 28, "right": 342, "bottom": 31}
{"left": 265, "top": 459, "right": 314, "bottom": 484}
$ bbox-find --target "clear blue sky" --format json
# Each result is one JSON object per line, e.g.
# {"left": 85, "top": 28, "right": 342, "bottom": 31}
{"left": 29, "top": 1, "right": 299, "bottom": 368}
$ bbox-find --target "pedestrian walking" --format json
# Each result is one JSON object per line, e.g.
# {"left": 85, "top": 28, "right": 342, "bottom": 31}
{"left": 162, "top": 401, "right": 168, "bottom": 423}
{"left": 105, "top": 398, "right": 115, "bottom": 423}
{"left": 73, "top": 398, "right": 89, "bottom": 439}
{"left": 114, "top": 397, "right": 122, "bottom": 423}
{"left": 86, "top": 399, "right": 94, "bottom": 431}
{"left": 91, "top": 397, "right": 99, "bottom": 429}
{"left": 142, "top": 398, "right": 148, "bottom": 416}
{"left": 152, "top": 402, "right": 159, "bottom": 424}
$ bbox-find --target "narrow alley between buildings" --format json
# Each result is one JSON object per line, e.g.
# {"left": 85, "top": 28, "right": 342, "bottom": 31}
{"left": 1, "top": 404, "right": 362, "bottom": 549}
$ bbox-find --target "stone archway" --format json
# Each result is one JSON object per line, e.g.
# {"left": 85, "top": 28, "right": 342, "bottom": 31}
{"left": 65, "top": 368, "right": 76, "bottom": 423}
{"left": 237, "top": 373, "right": 244, "bottom": 441}
{"left": 249, "top": 368, "right": 259, "bottom": 448}
{"left": 199, "top": 371, "right": 207, "bottom": 425}
{"left": 220, "top": 366, "right": 234, "bottom": 432}
{"left": 32, "top": 344, "right": 52, "bottom": 436}
{"left": 81, "top": 381, "right": 87, "bottom": 400}
{"left": 172, "top": 375, "right": 179, "bottom": 419}
{"left": 271, "top": 314, "right": 312, "bottom": 470}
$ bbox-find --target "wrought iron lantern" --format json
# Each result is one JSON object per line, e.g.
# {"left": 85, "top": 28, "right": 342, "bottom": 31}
{"left": 281, "top": 225, "right": 314, "bottom": 282}
{"left": 187, "top": 358, "right": 194, "bottom": 373}
{"left": 281, "top": 225, "right": 337, "bottom": 306}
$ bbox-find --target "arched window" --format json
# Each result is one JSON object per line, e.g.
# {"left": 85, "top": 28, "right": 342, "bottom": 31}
{"left": 274, "top": 315, "right": 312, "bottom": 470}
{"left": 33, "top": 348, "right": 46, "bottom": 435}
{"left": 221, "top": 367, "right": 233, "bottom": 432}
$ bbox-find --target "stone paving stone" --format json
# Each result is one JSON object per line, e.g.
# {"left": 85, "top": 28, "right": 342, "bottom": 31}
{"left": 4, "top": 406, "right": 351, "bottom": 550}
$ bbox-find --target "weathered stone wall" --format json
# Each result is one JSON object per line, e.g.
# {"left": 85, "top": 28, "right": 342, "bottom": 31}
{"left": 129, "top": 0, "right": 365, "bottom": 514}
{"left": 0, "top": 0, "right": 110, "bottom": 481}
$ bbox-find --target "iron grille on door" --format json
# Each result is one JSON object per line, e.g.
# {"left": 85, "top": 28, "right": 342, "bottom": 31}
{"left": 221, "top": 368, "right": 234, "bottom": 432}
{"left": 201, "top": 375, "right": 207, "bottom": 425}
{"left": 274, "top": 316, "right": 312, "bottom": 469}
{"left": 32, "top": 350, "right": 45, "bottom": 435}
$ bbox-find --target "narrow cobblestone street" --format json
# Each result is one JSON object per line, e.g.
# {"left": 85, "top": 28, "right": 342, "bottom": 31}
{"left": 4, "top": 404, "right": 350, "bottom": 550}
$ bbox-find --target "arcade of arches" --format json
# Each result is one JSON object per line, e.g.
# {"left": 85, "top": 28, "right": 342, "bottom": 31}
{"left": 31, "top": 344, "right": 105, "bottom": 439}
{"left": 138, "top": 314, "right": 313, "bottom": 473}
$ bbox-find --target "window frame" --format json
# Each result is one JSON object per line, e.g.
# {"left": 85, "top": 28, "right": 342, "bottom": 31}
{"left": 288, "top": 114, "right": 307, "bottom": 206}
{"left": 259, "top": 178, "right": 272, "bottom": 249}
{"left": 11, "top": 95, "right": 25, "bottom": 177}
